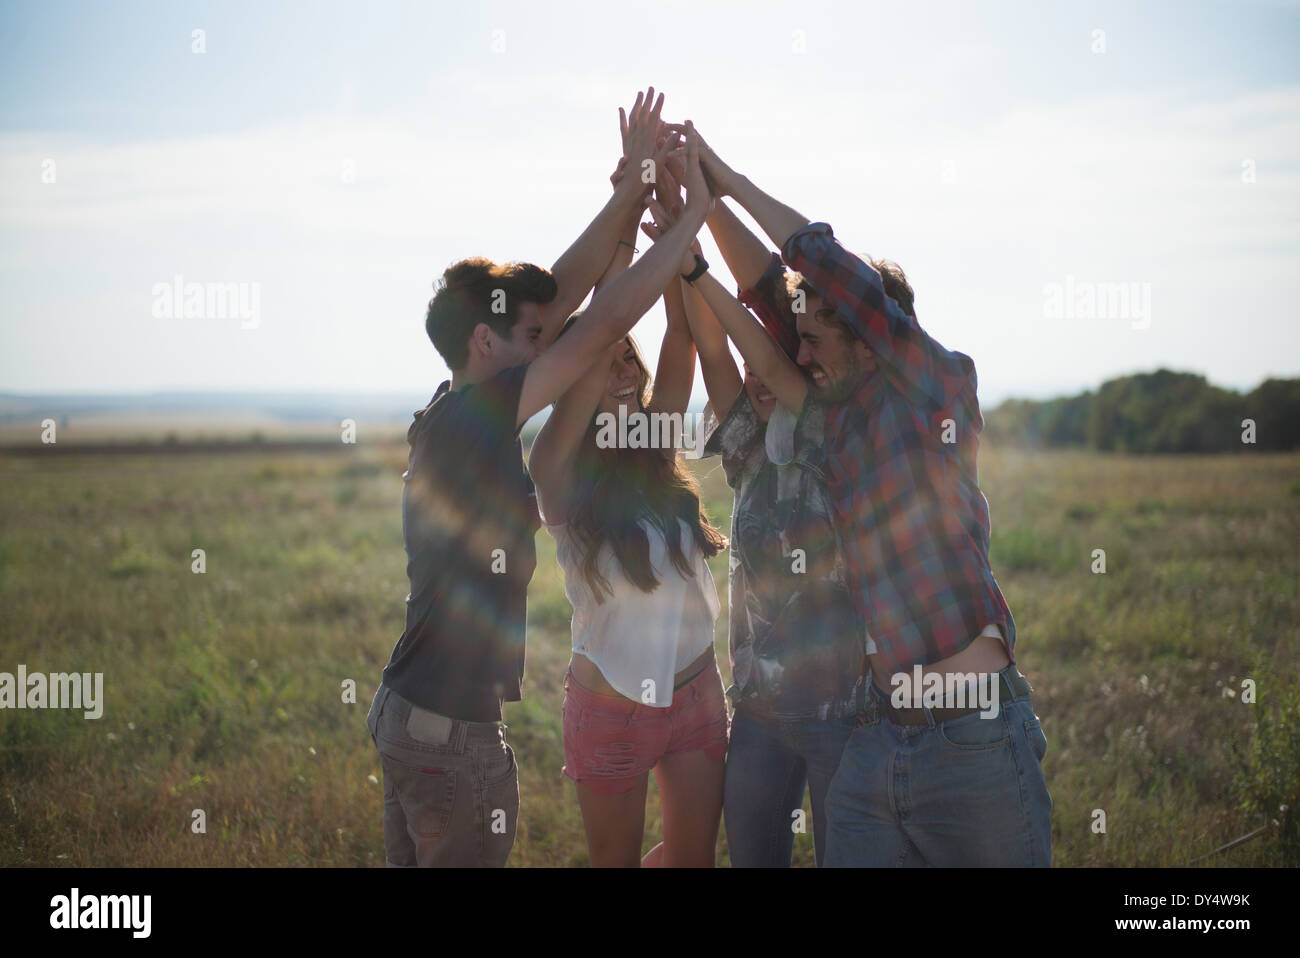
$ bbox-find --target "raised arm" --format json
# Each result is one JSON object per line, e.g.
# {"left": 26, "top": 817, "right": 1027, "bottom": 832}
{"left": 644, "top": 150, "right": 803, "bottom": 413}
{"left": 690, "top": 270, "right": 806, "bottom": 416}
{"left": 530, "top": 333, "right": 613, "bottom": 525}
{"left": 517, "top": 122, "right": 712, "bottom": 428}
{"left": 639, "top": 161, "right": 695, "bottom": 417}
{"left": 682, "top": 125, "right": 975, "bottom": 417}
{"left": 705, "top": 199, "right": 774, "bottom": 292}
{"left": 648, "top": 277, "right": 696, "bottom": 417}
{"left": 538, "top": 88, "right": 671, "bottom": 343}
{"left": 679, "top": 280, "right": 741, "bottom": 420}
{"left": 781, "top": 223, "right": 973, "bottom": 416}
{"left": 531, "top": 168, "right": 644, "bottom": 521}
{"left": 641, "top": 171, "right": 740, "bottom": 419}
{"left": 666, "top": 124, "right": 810, "bottom": 253}
{"left": 594, "top": 159, "right": 643, "bottom": 295}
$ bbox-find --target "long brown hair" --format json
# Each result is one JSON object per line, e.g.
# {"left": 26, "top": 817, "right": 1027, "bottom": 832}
{"left": 563, "top": 329, "right": 726, "bottom": 601}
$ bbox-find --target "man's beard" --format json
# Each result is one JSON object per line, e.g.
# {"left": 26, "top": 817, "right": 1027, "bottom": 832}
{"left": 808, "top": 350, "right": 869, "bottom": 404}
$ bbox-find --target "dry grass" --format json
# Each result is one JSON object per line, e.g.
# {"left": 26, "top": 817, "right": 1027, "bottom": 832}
{"left": 0, "top": 443, "right": 1296, "bottom": 866}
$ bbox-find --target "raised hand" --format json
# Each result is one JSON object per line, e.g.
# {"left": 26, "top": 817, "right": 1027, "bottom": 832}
{"left": 643, "top": 158, "right": 701, "bottom": 271}
{"left": 665, "top": 122, "right": 736, "bottom": 198}
{"left": 660, "top": 124, "right": 688, "bottom": 192}
{"left": 679, "top": 121, "right": 713, "bottom": 218}
{"left": 619, "top": 87, "right": 678, "bottom": 196}
{"left": 652, "top": 158, "right": 684, "bottom": 221}
{"left": 640, "top": 197, "right": 699, "bottom": 275}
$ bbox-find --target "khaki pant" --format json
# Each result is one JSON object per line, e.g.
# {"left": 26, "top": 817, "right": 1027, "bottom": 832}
{"left": 366, "top": 685, "right": 519, "bottom": 867}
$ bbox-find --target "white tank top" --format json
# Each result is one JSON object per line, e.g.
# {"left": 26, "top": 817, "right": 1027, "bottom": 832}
{"left": 544, "top": 515, "right": 720, "bottom": 707}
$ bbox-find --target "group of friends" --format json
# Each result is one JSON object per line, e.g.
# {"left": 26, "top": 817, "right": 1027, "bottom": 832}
{"left": 365, "top": 88, "right": 1053, "bottom": 867}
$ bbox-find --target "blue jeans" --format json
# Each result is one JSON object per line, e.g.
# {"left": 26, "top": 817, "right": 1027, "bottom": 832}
{"left": 723, "top": 706, "right": 856, "bottom": 867}
{"left": 823, "top": 667, "right": 1052, "bottom": 867}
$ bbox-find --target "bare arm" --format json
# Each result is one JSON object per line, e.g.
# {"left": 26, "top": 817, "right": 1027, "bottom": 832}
{"left": 648, "top": 277, "right": 696, "bottom": 416}
{"left": 638, "top": 162, "right": 696, "bottom": 417}
{"left": 680, "top": 278, "right": 743, "bottom": 419}
{"left": 539, "top": 88, "right": 671, "bottom": 343}
{"left": 705, "top": 199, "right": 772, "bottom": 291}
{"left": 517, "top": 123, "right": 712, "bottom": 428}
{"left": 691, "top": 269, "right": 807, "bottom": 416}
{"left": 531, "top": 182, "right": 643, "bottom": 522}
{"left": 530, "top": 339, "right": 610, "bottom": 525}
{"left": 724, "top": 175, "right": 809, "bottom": 257}
{"left": 641, "top": 176, "right": 741, "bottom": 419}
{"left": 667, "top": 123, "right": 811, "bottom": 254}
{"left": 594, "top": 192, "right": 640, "bottom": 295}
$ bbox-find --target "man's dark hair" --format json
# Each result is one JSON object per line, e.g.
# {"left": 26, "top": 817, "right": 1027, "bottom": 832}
{"left": 786, "top": 256, "right": 916, "bottom": 340}
{"left": 425, "top": 257, "right": 557, "bottom": 368}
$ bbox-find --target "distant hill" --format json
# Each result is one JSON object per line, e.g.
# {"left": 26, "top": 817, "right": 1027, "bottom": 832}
{"left": 984, "top": 370, "right": 1300, "bottom": 452}
{"left": 0, "top": 391, "right": 432, "bottom": 424}
{"left": 5, "top": 374, "right": 1297, "bottom": 453}
{"left": 0, "top": 390, "right": 712, "bottom": 447}
{"left": 0, "top": 391, "right": 432, "bottom": 445}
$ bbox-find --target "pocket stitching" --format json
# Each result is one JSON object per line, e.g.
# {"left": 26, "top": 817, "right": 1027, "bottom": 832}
{"left": 383, "top": 756, "right": 457, "bottom": 838}
{"left": 479, "top": 741, "right": 517, "bottom": 787}
{"left": 1023, "top": 718, "right": 1047, "bottom": 761}
{"left": 937, "top": 714, "right": 1012, "bottom": 752}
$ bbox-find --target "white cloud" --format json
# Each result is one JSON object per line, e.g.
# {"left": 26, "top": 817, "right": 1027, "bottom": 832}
{"left": 1, "top": 83, "right": 1297, "bottom": 397}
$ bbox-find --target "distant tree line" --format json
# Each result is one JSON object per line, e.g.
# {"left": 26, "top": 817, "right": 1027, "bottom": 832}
{"left": 984, "top": 369, "right": 1300, "bottom": 452}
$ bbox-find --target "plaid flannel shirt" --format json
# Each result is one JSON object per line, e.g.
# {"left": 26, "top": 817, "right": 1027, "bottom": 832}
{"left": 747, "top": 222, "right": 1015, "bottom": 676}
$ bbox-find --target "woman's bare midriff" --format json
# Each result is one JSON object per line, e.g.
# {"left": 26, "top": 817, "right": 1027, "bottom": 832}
{"left": 570, "top": 646, "right": 716, "bottom": 701}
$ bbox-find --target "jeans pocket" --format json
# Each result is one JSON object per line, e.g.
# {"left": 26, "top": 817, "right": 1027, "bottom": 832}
{"left": 383, "top": 756, "right": 457, "bottom": 839}
{"left": 937, "top": 711, "right": 1011, "bottom": 751}
{"left": 479, "top": 744, "right": 518, "bottom": 867}
{"left": 365, "top": 688, "right": 382, "bottom": 745}
{"left": 1023, "top": 718, "right": 1048, "bottom": 762}
{"left": 479, "top": 736, "right": 516, "bottom": 787}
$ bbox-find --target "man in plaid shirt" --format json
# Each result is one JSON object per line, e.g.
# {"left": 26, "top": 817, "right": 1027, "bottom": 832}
{"left": 673, "top": 123, "right": 1052, "bottom": 866}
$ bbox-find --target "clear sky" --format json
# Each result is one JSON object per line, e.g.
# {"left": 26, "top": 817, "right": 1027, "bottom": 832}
{"left": 2, "top": 0, "right": 1297, "bottom": 407}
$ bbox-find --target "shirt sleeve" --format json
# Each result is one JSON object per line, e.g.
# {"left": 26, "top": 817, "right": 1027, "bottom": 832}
{"left": 791, "top": 391, "right": 829, "bottom": 458}
{"left": 781, "top": 222, "right": 982, "bottom": 436}
{"left": 701, "top": 389, "right": 762, "bottom": 488}
{"left": 738, "top": 251, "right": 801, "bottom": 361}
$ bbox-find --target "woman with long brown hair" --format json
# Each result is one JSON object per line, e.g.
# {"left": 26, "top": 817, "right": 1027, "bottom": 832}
{"left": 529, "top": 146, "right": 729, "bottom": 866}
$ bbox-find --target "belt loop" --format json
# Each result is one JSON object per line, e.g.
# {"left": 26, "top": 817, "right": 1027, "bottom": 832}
{"left": 453, "top": 719, "right": 468, "bottom": 752}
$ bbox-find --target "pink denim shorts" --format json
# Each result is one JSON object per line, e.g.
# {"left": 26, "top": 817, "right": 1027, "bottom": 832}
{"left": 561, "top": 659, "right": 730, "bottom": 795}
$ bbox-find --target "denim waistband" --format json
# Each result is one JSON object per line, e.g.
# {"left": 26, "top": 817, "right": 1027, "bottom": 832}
{"left": 728, "top": 676, "right": 864, "bottom": 722}
{"left": 378, "top": 685, "right": 507, "bottom": 747}
{"left": 867, "top": 663, "right": 1031, "bottom": 702}
{"left": 862, "top": 663, "right": 1032, "bottom": 728}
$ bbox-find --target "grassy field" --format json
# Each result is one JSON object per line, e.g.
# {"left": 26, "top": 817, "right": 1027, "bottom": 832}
{"left": 1, "top": 442, "right": 1297, "bottom": 867}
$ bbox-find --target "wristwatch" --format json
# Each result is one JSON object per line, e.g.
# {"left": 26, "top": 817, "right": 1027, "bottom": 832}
{"left": 681, "top": 253, "right": 709, "bottom": 284}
